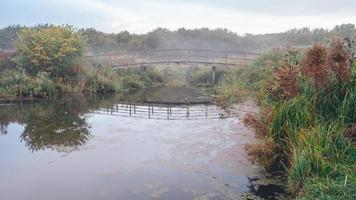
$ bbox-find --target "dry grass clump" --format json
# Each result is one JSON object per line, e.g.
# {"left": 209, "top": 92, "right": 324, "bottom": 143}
{"left": 215, "top": 84, "right": 249, "bottom": 108}
{"left": 243, "top": 112, "right": 267, "bottom": 138}
{"left": 243, "top": 107, "right": 274, "bottom": 138}
{"left": 244, "top": 138, "right": 278, "bottom": 167}
{"left": 243, "top": 108, "right": 279, "bottom": 168}
{"left": 327, "top": 38, "right": 352, "bottom": 84}
{"left": 266, "top": 62, "right": 300, "bottom": 100}
{"left": 301, "top": 44, "right": 330, "bottom": 90}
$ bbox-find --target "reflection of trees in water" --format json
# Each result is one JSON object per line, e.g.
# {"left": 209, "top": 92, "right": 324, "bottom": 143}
{"left": 20, "top": 104, "right": 90, "bottom": 152}
{"left": 0, "top": 96, "right": 117, "bottom": 152}
{"left": 0, "top": 123, "right": 8, "bottom": 135}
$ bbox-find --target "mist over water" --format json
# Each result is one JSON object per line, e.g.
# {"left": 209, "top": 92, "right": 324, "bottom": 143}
{"left": 0, "top": 91, "right": 286, "bottom": 200}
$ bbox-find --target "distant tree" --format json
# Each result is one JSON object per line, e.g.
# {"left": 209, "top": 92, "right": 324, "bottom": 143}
{"left": 14, "top": 26, "right": 86, "bottom": 77}
{"left": 0, "top": 25, "right": 23, "bottom": 50}
{"left": 332, "top": 23, "right": 355, "bottom": 37}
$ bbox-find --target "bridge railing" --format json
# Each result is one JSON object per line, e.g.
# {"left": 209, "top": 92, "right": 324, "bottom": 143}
{"left": 149, "top": 49, "right": 259, "bottom": 65}
{"left": 84, "top": 49, "right": 261, "bottom": 67}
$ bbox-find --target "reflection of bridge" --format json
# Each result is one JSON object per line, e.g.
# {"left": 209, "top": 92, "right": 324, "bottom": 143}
{"left": 85, "top": 49, "right": 261, "bottom": 69}
{"left": 93, "top": 102, "right": 240, "bottom": 120}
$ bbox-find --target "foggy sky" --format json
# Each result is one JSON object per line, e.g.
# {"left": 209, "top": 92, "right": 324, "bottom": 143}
{"left": 1, "top": 0, "right": 355, "bottom": 34}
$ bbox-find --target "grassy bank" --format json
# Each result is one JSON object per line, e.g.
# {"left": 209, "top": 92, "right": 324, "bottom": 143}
{"left": 0, "top": 65, "right": 165, "bottom": 100}
{"left": 219, "top": 39, "right": 356, "bottom": 199}
{"left": 0, "top": 26, "right": 163, "bottom": 100}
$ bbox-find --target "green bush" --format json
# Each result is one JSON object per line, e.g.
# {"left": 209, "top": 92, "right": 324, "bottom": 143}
{"left": 14, "top": 26, "right": 85, "bottom": 77}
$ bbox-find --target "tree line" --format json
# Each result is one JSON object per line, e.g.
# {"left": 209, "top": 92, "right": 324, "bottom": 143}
{"left": 0, "top": 24, "right": 355, "bottom": 55}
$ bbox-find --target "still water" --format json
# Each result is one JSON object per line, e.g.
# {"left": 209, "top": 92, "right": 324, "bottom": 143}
{"left": 0, "top": 92, "right": 282, "bottom": 200}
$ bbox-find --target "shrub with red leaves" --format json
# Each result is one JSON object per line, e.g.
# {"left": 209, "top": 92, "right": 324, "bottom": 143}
{"left": 327, "top": 38, "right": 352, "bottom": 84}
{"left": 301, "top": 44, "right": 330, "bottom": 91}
{"left": 266, "top": 62, "right": 300, "bottom": 100}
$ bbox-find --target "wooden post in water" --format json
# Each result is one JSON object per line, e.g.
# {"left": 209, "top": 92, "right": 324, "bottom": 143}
{"left": 186, "top": 106, "right": 189, "bottom": 119}
{"left": 148, "top": 106, "right": 151, "bottom": 118}
{"left": 167, "top": 106, "right": 169, "bottom": 120}
{"left": 129, "top": 104, "right": 132, "bottom": 116}
{"left": 212, "top": 66, "right": 216, "bottom": 84}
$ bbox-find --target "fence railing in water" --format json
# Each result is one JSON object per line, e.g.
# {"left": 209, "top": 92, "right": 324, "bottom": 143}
{"left": 92, "top": 103, "right": 240, "bottom": 120}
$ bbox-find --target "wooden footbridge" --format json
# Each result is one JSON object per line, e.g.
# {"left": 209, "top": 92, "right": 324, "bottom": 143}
{"left": 85, "top": 49, "right": 261, "bottom": 69}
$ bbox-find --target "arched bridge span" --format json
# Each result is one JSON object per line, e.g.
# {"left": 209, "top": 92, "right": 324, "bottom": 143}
{"left": 85, "top": 49, "right": 261, "bottom": 69}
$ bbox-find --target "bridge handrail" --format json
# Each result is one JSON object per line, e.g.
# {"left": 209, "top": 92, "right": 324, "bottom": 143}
{"left": 149, "top": 48, "right": 262, "bottom": 56}
{"left": 84, "top": 49, "right": 262, "bottom": 57}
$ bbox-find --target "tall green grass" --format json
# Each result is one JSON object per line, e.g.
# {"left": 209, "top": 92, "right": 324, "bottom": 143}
{"left": 230, "top": 44, "right": 356, "bottom": 199}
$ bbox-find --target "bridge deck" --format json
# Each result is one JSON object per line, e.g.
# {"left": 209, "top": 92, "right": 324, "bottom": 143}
{"left": 85, "top": 49, "right": 261, "bottom": 69}
{"left": 111, "top": 60, "right": 253, "bottom": 69}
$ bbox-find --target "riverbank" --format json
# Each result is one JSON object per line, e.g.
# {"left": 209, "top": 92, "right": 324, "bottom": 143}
{"left": 217, "top": 39, "right": 356, "bottom": 199}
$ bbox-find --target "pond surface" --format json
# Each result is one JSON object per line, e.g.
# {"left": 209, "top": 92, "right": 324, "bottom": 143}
{"left": 0, "top": 89, "right": 284, "bottom": 200}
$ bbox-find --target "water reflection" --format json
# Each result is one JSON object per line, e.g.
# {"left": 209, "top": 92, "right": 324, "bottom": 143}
{"left": 0, "top": 90, "right": 286, "bottom": 199}
{"left": 0, "top": 95, "right": 117, "bottom": 152}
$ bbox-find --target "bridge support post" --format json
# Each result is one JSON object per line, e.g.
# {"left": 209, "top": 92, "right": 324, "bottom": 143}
{"left": 140, "top": 64, "right": 147, "bottom": 73}
{"left": 212, "top": 66, "right": 216, "bottom": 84}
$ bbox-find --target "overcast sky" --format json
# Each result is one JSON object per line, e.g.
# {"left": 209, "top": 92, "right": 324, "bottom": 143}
{"left": 1, "top": 0, "right": 355, "bottom": 34}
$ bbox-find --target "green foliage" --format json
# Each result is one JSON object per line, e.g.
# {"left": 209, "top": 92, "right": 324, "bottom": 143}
{"left": 298, "top": 173, "right": 356, "bottom": 200}
{"left": 14, "top": 26, "right": 85, "bottom": 77}
{"left": 316, "top": 81, "right": 356, "bottom": 124}
{"left": 239, "top": 40, "right": 356, "bottom": 199}
{"left": 268, "top": 97, "right": 312, "bottom": 147}
{"left": 80, "top": 66, "right": 121, "bottom": 94}
{"left": 0, "top": 66, "right": 123, "bottom": 98}
{"left": 0, "top": 69, "right": 55, "bottom": 98}
{"left": 216, "top": 49, "right": 300, "bottom": 105}
{"left": 188, "top": 67, "right": 225, "bottom": 86}
{"left": 143, "top": 69, "right": 164, "bottom": 87}
{"left": 288, "top": 124, "right": 350, "bottom": 192}
{"left": 0, "top": 25, "right": 23, "bottom": 49}
{"left": 117, "top": 68, "right": 163, "bottom": 91}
